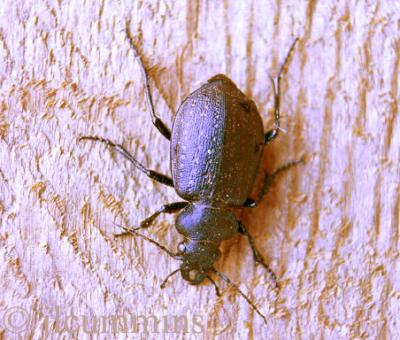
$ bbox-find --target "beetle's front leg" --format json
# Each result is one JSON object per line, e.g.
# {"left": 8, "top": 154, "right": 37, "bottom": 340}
{"left": 114, "top": 201, "right": 188, "bottom": 237}
{"left": 238, "top": 221, "right": 277, "bottom": 287}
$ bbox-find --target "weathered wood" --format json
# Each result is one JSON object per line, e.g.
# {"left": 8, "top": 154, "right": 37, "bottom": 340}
{"left": 0, "top": 1, "right": 399, "bottom": 338}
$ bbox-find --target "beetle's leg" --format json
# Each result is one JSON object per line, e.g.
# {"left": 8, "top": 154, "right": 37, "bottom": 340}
{"left": 243, "top": 157, "right": 304, "bottom": 208}
{"left": 238, "top": 221, "right": 277, "bottom": 287}
{"left": 114, "top": 223, "right": 180, "bottom": 259}
{"left": 257, "top": 157, "right": 304, "bottom": 204}
{"left": 114, "top": 201, "right": 188, "bottom": 237}
{"left": 264, "top": 38, "right": 298, "bottom": 144}
{"left": 139, "top": 202, "right": 188, "bottom": 229}
{"left": 263, "top": 75, "right": 280, "bottom": 144}
{"left": 160, "top": 268, "right": 181, "bottom": 288}
{"left": 79, "top": 136, "right": 173, "bottom": 187}
{"left": 126, "top": 21, "right": 171, "bottom": 140}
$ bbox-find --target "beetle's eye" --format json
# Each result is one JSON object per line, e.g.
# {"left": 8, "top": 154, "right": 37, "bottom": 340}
{"left": 177, "top": 242, "right": 186, "bottom": 253}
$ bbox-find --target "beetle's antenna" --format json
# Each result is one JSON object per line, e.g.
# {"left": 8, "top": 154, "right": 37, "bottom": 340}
{"left": 114, "top": 223, "right": 181, "bottom": 260}
{"left": 212, "top": 268, "right": 268, "bottom": 325}
{"left": 160, "top": 268, "right": 181, "bottom": 288}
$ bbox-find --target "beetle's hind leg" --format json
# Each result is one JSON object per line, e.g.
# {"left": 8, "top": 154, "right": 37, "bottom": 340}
{"left": 254, "top": 157, "right": 304, "bottom": 205}
{"left": 125, "top": 21, "right": 171, "bottom": 141}
{"left": 264, "top": 38, "right": 298, "bottom": 144}
{"left": 114, "top": 201, "right": 188, "bottom": 237}
{"left": 238, "top": 221, "right": 277, "bottom": 287}
{"left": 244, "top": 157, "right": 304, "bottom": 208}
{"left": 79, "top": 136, "right": 173, "bottom": 186}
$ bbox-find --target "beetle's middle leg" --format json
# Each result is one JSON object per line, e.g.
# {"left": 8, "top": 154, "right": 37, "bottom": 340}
{"left": 264, "top": 38, "right": 298, "bottom": 145}
{"left": 79, "top": 136, "right": 173, "bottom": 186}
{"left": 114, "top": 201, "right": 188, "bottom": 237}
{"left": 238, "top": 221, "right": 277, "bottom": 287}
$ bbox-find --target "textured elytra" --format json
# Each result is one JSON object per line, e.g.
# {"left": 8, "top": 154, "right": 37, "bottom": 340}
{"left": 171, "top": 74, "right": 264, "bottom": 206}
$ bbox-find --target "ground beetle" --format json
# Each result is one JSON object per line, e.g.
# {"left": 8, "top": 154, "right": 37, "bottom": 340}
{"left": 80, "top": 22, "right": 300, "bottom": 324}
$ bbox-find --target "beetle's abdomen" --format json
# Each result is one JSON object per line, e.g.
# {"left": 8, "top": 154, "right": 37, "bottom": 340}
{"left": 171, "top": 75, "right": 264, "bottom": 206}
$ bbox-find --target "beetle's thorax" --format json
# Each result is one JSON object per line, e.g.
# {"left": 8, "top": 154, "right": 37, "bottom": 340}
{"left": 176, "top": 203, "right": 238, "bottom": 242}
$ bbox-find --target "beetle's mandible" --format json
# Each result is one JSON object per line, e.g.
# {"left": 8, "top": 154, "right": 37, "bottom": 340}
{"left": 80, "top": 22, "right": 300, "bottom": 324}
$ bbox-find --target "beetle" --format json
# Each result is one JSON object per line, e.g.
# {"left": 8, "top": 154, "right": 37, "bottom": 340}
{"left": 80, "top": 22, "right": 300, "bottom": 324}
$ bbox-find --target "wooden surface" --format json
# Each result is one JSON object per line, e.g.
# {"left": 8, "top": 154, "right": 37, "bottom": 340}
{"left": 1, "top": 1, "right": 399, "bottom": 338}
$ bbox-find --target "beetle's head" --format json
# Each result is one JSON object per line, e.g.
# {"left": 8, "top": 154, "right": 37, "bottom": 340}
{"left": 176, "top": 239, "right": 220, "bottom": 285}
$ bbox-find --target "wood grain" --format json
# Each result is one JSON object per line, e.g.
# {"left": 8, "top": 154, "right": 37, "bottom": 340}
{"left": 0, "top": 1, "right": 399, "bottom": 338}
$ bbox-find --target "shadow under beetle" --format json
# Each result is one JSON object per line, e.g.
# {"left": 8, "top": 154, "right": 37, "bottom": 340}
{"left": 80, "top": 22, "right": 300, "bottom": 324}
